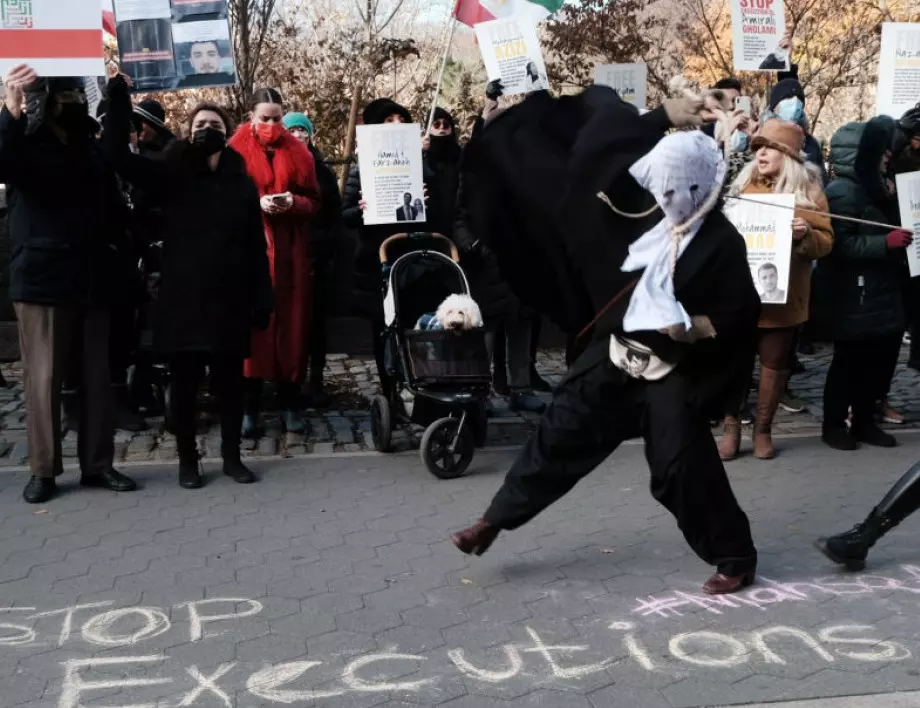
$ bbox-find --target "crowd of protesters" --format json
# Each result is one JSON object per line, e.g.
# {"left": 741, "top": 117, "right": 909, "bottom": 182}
{"left": 2, "top": 54, "right": 920, "bottom": 507}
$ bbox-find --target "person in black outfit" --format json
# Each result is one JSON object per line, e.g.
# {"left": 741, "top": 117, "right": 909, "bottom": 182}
{"left": 105, "top": 75, "right": 273, "bottom": 489}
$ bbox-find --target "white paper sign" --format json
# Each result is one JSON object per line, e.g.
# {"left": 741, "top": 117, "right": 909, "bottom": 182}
{"left": 730, "top": 0, "right": 788, "bottom": 72}
{"left": 474, "top": 17, "right": 549, "bottom": 96}
{"left": 356, "top": 123, "right": 427, "bottom": 227}
{"left": 83, "top": 76, "right": 106, "bottom": 119}
{"left": 876, "top": 23, "right": 920, "bottom": 119}
{"left": 725, "top": 194, "right": 796, "bottom": 305}
{"left": 594, "top": 63, "right": 648, "bottom": 110}
{"left": 896, "top": 171, "right": 920, "bottom": 277}
{"left": 0, "top": 0, "right": 105, "bottom": 76}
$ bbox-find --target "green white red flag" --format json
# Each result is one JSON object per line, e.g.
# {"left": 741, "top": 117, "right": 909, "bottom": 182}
{"left": 453, "top": 0, "right": 564, "bottom": 26}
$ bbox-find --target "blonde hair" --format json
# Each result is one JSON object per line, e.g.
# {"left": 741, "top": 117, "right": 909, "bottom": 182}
{"left": 730, "top": 151, "right": 822, "bottom": 209}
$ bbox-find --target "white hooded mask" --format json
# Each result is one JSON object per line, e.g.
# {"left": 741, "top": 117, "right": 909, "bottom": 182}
{"left": 620, "top": 131, "right": 726, "bottom": 333}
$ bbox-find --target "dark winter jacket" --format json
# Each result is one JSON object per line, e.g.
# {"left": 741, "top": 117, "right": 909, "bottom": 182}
{"left": 308, "top": 143, "right": 342, "bottom": 263}
{"left": 0, "top": 106, "right": 129, "bottom": 306}
{"left": 813, "top": 117, "right": 905, "bottom": 341}
{"left": 104, "top": 85, "right": 272, "bottom": 357}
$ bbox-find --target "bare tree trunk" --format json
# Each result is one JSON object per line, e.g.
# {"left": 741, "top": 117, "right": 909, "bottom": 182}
{"left": 340, "top": 86, "right": 363, "bottom": 193}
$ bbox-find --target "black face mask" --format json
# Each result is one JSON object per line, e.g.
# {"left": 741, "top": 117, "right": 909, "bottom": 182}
{"left": 191, "top": 128, "right": 226, "bottom": 155}
{"left": 56, "top": 102, "right": 89, "bottom": 136}
{"left": 427, "top": 133, "right": 460, "bottom": 163}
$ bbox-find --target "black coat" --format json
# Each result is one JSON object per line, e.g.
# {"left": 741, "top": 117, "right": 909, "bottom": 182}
{"left": 0, "top": 107, "right": 129, "bottom": 306}
{"left": 104, "top": 90, "right": 272, "bottom": 357}
{"left": 308, "top": 144, "right": 342, "bottom": 263}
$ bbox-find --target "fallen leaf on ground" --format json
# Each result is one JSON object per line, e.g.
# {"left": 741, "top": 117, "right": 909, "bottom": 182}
{"left": 460, "top": 578, "right": 474, "bottom": 585}
{"left": 600, "top": 548, "right": 616, "bottom": 554}
{"left": 33, "top": 509, "right": 49, "bottom": 515}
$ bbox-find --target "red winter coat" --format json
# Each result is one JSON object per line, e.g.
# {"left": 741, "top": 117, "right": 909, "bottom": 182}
{"left": 229, "top": 124, "right": 320, "bottom": 382}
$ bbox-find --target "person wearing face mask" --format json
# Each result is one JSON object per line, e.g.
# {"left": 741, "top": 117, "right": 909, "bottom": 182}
{"left": 104, "top": 74, "right": 273, "bottom": 489}
{"left": 718, "top": 120, "right": 833, "bottom": 461}
{"left": 763, "top": 79, "right": 828, "bottom": 186}
{"left": 342, "top": 98, "right": 425, "bottom": 397}
{"left": 228, "top": 89, "right": 321, "bottom": 437}
{"left": 813, "top": 117, "right": 911, "bottom": 452}
{"left": 0, "top": 65, "right": 138, "bottom": 504}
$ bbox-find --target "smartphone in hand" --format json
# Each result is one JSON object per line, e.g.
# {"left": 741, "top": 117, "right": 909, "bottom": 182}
{"left": 735, "top": 96, "right": 752, "bottom": 116}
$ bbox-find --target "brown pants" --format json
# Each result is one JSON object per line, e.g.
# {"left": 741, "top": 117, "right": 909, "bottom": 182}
{"left": 14, "top": 303, "right": 113, "bottom": 478}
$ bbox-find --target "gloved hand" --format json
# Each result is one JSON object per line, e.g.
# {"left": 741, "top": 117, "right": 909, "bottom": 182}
{"left": 106, "top": 73, "right": 129, "bottom": 98}
{"left": 661, "top": 96, "right": 704, "bottom": 129}
{"left": 485, "top": 79, "right": 505, "bottom": 101}
{"left": 887, "top": 229, "right": 914, "bottom": 249}
{"left": 252, "top": 309, "right": 271, "bottom": 332}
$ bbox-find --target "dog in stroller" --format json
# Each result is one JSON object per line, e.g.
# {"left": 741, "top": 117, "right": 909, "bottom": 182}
{"left": 370, "top": 233, "right": 492, "bottom": 479}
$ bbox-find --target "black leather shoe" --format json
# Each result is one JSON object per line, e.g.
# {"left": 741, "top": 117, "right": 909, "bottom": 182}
{"left": 223, "top": 458, "right": 256, "bottom": 484}
{"left": 179, "top": 460, "right": 203, "bottom": 489}
{"left": 23, "top": 476, "right": 56, "bottom": 504}
{"left": 451, "top": 519, "right": 500, "bottom": 556}
{"left": 80, "top": 469, "right": 137, "bottom": 492}
{"left": 852, "top": 424, "right": 897, "bottom": 448}
{"left": 822, "top": 426, "right": 859, "bottom": 451}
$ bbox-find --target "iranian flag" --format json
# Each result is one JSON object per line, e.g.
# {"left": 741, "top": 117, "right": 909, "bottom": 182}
{"left": 454, "top": 0, "right": 564, "bottom": 26}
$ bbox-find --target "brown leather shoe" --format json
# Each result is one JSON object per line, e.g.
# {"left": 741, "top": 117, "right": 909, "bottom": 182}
{"left": 702, "top": 569, "right": 755, "bottom": 595}
{"left": 451, "top": 519, "right": 500, "bottom": 556}
{"left": 718, "top": 417, "right": 741, "bottom": 461}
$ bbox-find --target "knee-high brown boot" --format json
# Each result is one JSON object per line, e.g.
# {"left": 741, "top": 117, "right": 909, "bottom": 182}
{"left": 718, "top": 416, "right": 742, "bottom": 461}
{"left": 753, "top": 367, "right": 789, "bottom": 460}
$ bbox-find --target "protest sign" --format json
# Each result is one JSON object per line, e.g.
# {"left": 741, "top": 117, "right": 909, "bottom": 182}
{"left": 730, "top": 0, "right": 788, "bottom": 72}
{"left": 356, "top": 123, "right": 426, "bottom": 227}
{"left": 112, "top": 0, "right": 236, "bottom": 93}
{"left": 0, "top": 0, "right": 105, "bottom": 77}
{"left": 876, "top": 23, "right": 920, "bottom": 119}
{"left": 896, "top": 171, "right": 920, "bottom": 277}
{"left": 594, "top": 62, "right": 647, "bottom": 110}
{"left": 83, "top": 76, "right": 107, "bottom": 119}
{"left": 725, "top": 194, "right": 795, "bottom": 305}
{"left": 474, "top": 16, "right": 548, "bottom": 96}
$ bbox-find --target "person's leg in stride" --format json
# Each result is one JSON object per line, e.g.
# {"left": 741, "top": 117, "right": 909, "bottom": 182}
{"left": 823, "top": 340, "right": 859, "bottom": 450}
{"left": 816, "top": 458, "right": 920, "bottom": 570}
{"left": 452, "top": 342, "right": 639, "bottom": 554}
{"left": 169, "top": 354, "right": 205, "bottom": 488}
{"left": 212, "top": 354, "right": 255, "bottom": 484}
{"left": 751, "top": 327, "right": 795, "bottom": 460}
{"left": 15, "top": 303, "right": 75, "bottom": 503}
{"left": 642, "top": 375, "right": 757, "bottom": 593}
{"left": 851, "top": 337, "right": 898, "bottom": 448}
{"left": 78, "top": 306, "right": 135, "bottom": 492}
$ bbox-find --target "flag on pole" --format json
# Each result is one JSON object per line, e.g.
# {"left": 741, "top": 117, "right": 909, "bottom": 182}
{"left": 453, "top": 0, "right": 564, "bottom": 27}
{"left": 102, "top": 10, "right": 116, "bottom": 37}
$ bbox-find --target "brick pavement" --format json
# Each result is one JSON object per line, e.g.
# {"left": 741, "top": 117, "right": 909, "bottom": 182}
{"left": 2, "top": 435, "right": 920, "bottom": 706}
{"left": 0, "top": 341, "right": 916, "bottom": 468}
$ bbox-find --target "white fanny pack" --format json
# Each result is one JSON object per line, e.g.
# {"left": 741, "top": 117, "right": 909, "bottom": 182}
{"left": 609, "top": 336, "right": 676, "bottom": 381}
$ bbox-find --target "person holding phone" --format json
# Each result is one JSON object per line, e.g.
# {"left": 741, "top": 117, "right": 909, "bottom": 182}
{"left": 228, "top": 88, "right": 321, "bottom": 437}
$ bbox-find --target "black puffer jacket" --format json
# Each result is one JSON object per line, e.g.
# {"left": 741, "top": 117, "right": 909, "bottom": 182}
{"left": 0, "top": 105, "right": 128, "bottom": 306}
{"left": 813, "top": 117, "right": 906, "bottom": 341}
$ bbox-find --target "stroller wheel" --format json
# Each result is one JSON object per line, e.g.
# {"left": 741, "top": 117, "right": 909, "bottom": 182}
{"left": 421, "top": 417, "right": 474, "bottom": 480}
{"left": 371, "top": 395, "right": 393, "bottom": 452}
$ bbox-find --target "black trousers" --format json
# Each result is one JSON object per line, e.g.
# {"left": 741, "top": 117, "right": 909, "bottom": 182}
{"left": 824, "top": 335, "right": 902, "bottom": 430}
{"left": 484, "top": 340, "right": 758, "bottom": 576}
{"left": 308, "top": 259, "right": 333, "bottom": 389}
{"left": 169, "top": 353, "right": 244, "bottom": 463}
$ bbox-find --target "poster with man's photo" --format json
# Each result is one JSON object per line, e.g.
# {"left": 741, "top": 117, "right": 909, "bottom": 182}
{"left": 112, "top": 0, "right": 237, "bottom": 93}
{"left": 896, "top": 171, "right": 920, "bottom": 277}
{"left": 877, "top": 23, "right": 920, "bottom": 119}
{"left": 725, "top": 194, "right": 795, "bottom": 305}
{"left": 730, "top": 0, "right": 789, "bottom": 72}
{"left": 594, "top": 62, "right": 648, "bottom": 110}
{"left": 474, "top": 16, "right": 549, "bottom": 96}
{"left": 356, "top": 123, "right": 426, "bottom": 227}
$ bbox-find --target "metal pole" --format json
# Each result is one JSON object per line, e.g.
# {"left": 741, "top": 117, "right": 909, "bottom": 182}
{"left": 427, "top": 14, "right": 459, "bottom": 133}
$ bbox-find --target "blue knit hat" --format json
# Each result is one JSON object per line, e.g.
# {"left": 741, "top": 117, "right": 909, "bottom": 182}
{"left": 282, "top": 112, "right": 314, "bottom": 135}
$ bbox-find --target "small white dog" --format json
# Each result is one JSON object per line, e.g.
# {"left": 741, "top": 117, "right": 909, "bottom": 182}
{"left": 415, "top": 294, "right": 484, "bottom": 331}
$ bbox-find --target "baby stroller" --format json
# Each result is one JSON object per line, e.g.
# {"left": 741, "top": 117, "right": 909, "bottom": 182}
{"left": 371, "top": 233, "right": 492, "bottom": 479}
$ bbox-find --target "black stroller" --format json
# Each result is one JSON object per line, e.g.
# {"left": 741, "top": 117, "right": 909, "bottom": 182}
{"left": 371, "top": 233, "right": 492, "bottom": 479}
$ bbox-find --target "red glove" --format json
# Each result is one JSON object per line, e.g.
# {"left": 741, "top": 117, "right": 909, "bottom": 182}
{"left": 887, "top": 229, "right": 914, "bottom": 249}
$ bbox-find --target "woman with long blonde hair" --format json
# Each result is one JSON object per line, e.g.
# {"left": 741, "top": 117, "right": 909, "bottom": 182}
{"left": 719, "top": 119, "right": 834, "bottom": 461}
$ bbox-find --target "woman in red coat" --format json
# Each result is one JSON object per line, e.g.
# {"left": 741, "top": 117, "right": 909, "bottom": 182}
{"left": 229, "top": 88, "right": 320, "bottom": 434}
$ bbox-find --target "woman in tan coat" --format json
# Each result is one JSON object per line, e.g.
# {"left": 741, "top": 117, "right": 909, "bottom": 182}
{"left": 720, "top": 119, "right": 834, "bottom": 460}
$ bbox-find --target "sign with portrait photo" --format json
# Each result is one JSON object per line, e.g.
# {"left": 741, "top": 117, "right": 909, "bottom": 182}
{"left": 896, "top": 171, "right": 920, "bottom": 277}
{"left": 356, "top": 123, "right": 426, "bottom": 227}
{"left": 725, "top": 193, "right": 795, "bottom": 305}
{"left": 0, "top": 0, "right": 105, "bottom": 77}
{"left": 594, "top": 62, "right": 647, "bottom": 110}
{"left": 730, "top": 0, "right": 789, "bottom": 72}
{"left": 877, "top": 23, "right": 920, "bottom": 119}
{"left": 474, "top": 16, "right": 549, "bottom": 96}
{"left": 112, "top": 0, "right": 236, "bottom": 93}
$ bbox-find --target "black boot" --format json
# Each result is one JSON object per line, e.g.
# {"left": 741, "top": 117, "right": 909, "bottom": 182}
{"left": 816, "top": 459, "right": 920, "bottom": 570}
{"left": 179, "top": 459, "right": 203, "bottom": 489}
{"left": 223, "top": 450, "right": 256, "bottom": 484}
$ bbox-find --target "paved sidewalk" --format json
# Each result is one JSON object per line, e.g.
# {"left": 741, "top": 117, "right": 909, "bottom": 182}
{"left": 0, "top": 343, "right": 917, "bottom": 466}
{"left": 3, "top": 435, "right": 920, "bottom": 706}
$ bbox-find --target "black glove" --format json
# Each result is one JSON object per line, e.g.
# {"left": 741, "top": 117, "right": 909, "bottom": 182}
{"left": 485, "top": 79, "right": 505, "bottom": 101}
{"left": 106, "top": 73, "right": 129, "bottom": 99}
{"left": 252, "top": 309, "right": 271, "bottom": 332}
